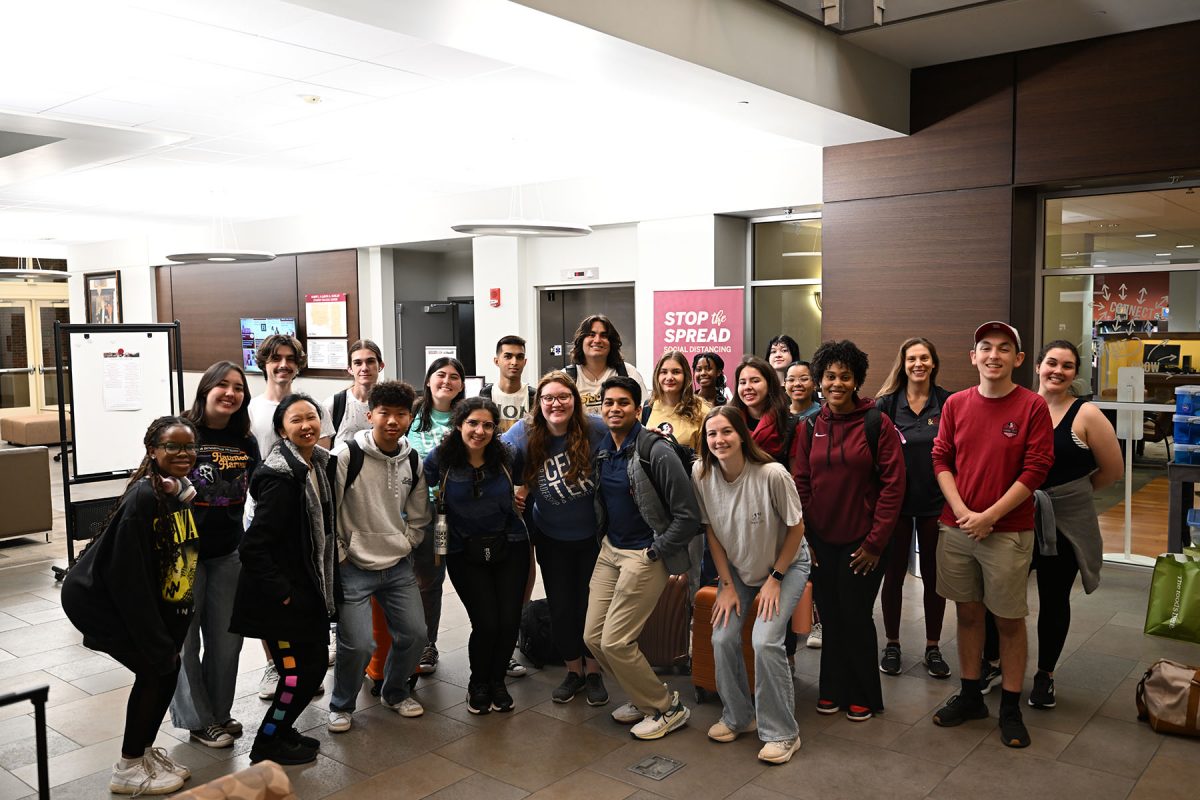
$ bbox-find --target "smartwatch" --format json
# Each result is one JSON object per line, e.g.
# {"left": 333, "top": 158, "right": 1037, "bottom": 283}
{"left": 769, "top": 568, "right": 785, "bottom": 582}
{"left": 646, "top": 547, "right": 659, "bottom": 562}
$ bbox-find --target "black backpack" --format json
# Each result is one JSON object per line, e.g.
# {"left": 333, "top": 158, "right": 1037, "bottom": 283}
{"left": 803, "top": 406, "right": 883, "bottom": 466}
{"left": 331, "top": 389, "right": 349, "bottom": 435}
{"left": 635, "top": 428, "right": 694, "bottom": 510}
{"left": 480, "top": 383, "right": 536, "bottom": 409}
{"left": 518, "top": 599, "right": 563, "bottom": 668}
{"left": 331, "top": 439, "right": 419, "bottom": 493}
{"left": 565, "top": 362, "right": 628, "bottom": 382}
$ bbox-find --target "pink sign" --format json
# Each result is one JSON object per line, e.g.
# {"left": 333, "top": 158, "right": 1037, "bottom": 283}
{"left": 652, "top": 288, "right": 745, "bottom": 363}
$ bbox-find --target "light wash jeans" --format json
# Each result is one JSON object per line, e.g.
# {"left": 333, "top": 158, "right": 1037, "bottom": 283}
{"left": 170, "top": 549, "right": 244, "bottom": 730}
{"left": 331, "top": 558, "right": 426, "bottom": 710}
{"left": 711, "top": 558, "right": 810, "bottom": 742}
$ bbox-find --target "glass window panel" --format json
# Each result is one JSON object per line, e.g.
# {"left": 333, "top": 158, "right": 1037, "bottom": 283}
{"left": 753, "top": 219, "right": 822, "bottom": 281}
{"left": 752, "top": 285, "right": 822, "bottom": 364}
{"left": 1045, "top": 188, "right": 1200, "bottom": 269}
{"left": 1, "top": 307, "right": 29, "bottom": 369}
{"left": 1, "top": 374, "right": 31, "bottom": 409}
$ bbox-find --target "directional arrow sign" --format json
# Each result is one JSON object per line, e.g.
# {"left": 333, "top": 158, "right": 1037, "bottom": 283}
{"left": 1118, "top": 283, "right": 1128, "bottom": 299}
{"left": 1137, "top": 287, "right": 1148, "bottom": 303}
{"left": 1102, "top": 285, "right": 1111, "bottom": 300}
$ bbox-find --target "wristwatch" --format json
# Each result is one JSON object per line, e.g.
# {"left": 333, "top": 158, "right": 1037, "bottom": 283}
{"left": 646, "top": 547, "right": 659, "bottom": 562}
{"left": 769, "top": 568, "right": 785, "bottom": 582}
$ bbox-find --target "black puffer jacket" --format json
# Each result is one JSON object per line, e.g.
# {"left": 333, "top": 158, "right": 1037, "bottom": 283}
{"left": 229, "top": 441, "right": 338, "bottom": 644}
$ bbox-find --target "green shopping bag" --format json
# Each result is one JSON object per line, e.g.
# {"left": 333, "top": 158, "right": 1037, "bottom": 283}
{"left": 1144, "top": 553, "right": 1200, "bottom": 645}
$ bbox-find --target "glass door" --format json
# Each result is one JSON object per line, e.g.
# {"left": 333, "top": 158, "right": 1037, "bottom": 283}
{"left": 36, "top": 300, "right": 71, "bottom": 411}
{"left": 0, "top": 301, "right": 35, "bottom": 416}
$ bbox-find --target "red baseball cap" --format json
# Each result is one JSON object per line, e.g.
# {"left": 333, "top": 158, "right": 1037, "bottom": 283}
{"left": 974, "top": 321, "right": 1022, "bottom": 350}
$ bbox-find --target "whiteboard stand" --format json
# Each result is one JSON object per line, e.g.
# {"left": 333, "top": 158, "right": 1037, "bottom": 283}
{"left": 52, "top": 321, "right": 184, "bottom": 581}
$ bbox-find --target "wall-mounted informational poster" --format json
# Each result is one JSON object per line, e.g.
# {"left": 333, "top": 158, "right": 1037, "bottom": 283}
{"left": 308, "top": 338, "right": 347, "bottom": 370}
{"left": 652, "top": 288, "right": 744, "bottom": 360}
{"left": 240, "top": 317, "right": 296, "bottom": 372}
{"left": 425, "top": 345, "right": 457, "bottom": 370}
{"left": 306, "top": 293, "right": 348, "bottom": 338}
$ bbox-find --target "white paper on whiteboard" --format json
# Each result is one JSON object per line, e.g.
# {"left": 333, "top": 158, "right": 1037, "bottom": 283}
{"left": 102, "top": 352, "right": 143, "bottom": 411}
{"left": 425, "top": 346, "right": 456, "bottom": 369}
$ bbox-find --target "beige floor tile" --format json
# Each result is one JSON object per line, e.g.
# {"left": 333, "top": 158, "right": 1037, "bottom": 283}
{"left": 823, "top": 714, "right": 911, "bottom": 747}
{"left": 42, "top": 686, "right": 133, "bottom": 745}
{"left": 878, "top": 673, "right": 958, "bottom": 724}
{"left": 0, "top": 768, "right": 30, "bottom": 800}
{"left": 525, "top": 768, "right": 639, "bottom": 800}
{"left": 42, "top": 653, "right": 117, "bottom": 683}
{"left": 0, "top": 614, "right": 25, "bottom": 635}
{"left": 323, "top": 752, "right": 474, "bottom": 800}
{"left": 752, "top": 735, "right": 949, "bottom": 799}
{"left": 929, "top": 743, "right": 1134, "bottom": 800}
{"left": 0, "top": 619, "right": 81, "bottom": 658}
{"left": 0, "top": 644, "right": 93, "bottom": 683}
{"left": 424, "top": 771, "right": 529, "bottom": 799}
{"left": 723, "top": 786, "right": 793, "bottom": 800}
{"left": 0, "top": 671, "right": 89, "bottom": 722}
{"left": 887, "top": 713, "right": 992, "bottom": 767}
{"left": 977, "top": 720, "right": 1075, "bottom": 759}
{"left": 1096, "top": 676, "right": 1142, "bottom": 722}
{"left": 0, "top": 727, "right": 78, "bottom": 771}
{"left": 306, "top": 705, "right": 476, "bottom": 775}
{"left": 1154, "top": 734, "right": 1200, "bottom": 765}
{"left": 9, "top": 728, "right": 195, "bottom": 790}
{"left": 1057, "top": 715, "right": 1163, "bottom": 779}
{"left": 1128, "top": 755, "right": 1200, "bottom": 800}
{"left": 436, "top": 707, "right": 624, "bottom": 791}
{"left": 68, "top": 666, "right": 134, "bottom": 695}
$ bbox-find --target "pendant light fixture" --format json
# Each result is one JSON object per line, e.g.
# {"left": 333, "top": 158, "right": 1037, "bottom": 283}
{"left": 165, "top": 199, "right": 276, "bottom": 264}
{"left": 451, "top": 185, "right": 591, "bottom": 238}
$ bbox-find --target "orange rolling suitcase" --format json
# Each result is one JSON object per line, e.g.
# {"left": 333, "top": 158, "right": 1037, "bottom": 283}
{"left": 691, "top": 585, "right": 759, "bottom": 703}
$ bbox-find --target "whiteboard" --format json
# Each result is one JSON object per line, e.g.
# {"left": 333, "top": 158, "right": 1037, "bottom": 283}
{"left": 69, "top": 330, "right": 176, "bottom": 477}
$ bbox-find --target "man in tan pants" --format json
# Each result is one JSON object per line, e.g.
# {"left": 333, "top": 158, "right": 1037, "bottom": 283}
{"left": 584, "top": 377, "right": 701, "bottom": 741}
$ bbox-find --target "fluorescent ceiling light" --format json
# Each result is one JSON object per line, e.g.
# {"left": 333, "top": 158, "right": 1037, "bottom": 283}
{"left": 1156, "top": 253, "right": 1171, "bottom": 257}
{"left": 1135, "top": 233, "right": 1157, "bottom": 238}
{"left": 450, "top": 219, "right": 591, "bottom": 237}
{"left": 1178, "top": 244, "right": 1195, "bottom": 249}
{"left": 782, "top": 251, "right": 821, "bottom": 257}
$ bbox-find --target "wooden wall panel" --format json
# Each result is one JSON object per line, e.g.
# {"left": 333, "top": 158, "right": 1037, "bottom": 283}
{"left": 822, "top": 186, "right": 1013, "bottom": 393}
{"left": 295, "top": 250, "right": 360, "bottom": 377}
{"left": 154, "top": 265, "right": 173, "bottom": 324}
{"left": 1015, "top": 22, "right": 1200, "bottom": 185}
{"left": 167, "top": 257, "right": 297, "bottom": 371}
{"left": 823, "top": 54, "right": 1013, "bottom": 203}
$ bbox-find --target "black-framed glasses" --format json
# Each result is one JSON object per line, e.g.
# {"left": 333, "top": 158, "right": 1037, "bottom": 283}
{"left": 540, "top": 394, "right": 573, "bottom": 406}
{"left": 156, "top": 442, "right": 198, "bottom": 454}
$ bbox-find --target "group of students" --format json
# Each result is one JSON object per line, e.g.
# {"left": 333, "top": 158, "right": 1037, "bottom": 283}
{"left": 60, "top": 311, "right": 1122, "bottom": 795}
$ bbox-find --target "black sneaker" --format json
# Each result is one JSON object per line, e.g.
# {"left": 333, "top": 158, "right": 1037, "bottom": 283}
{"left": 417, "top": 645, "right": 439, "bottom": 675}
{"left": 584, "top": 673, "right": 609, "bottom": 706}
{"left": 189, "top": 723, "right": 233, "bottom": 748}
{"left": 879, "top": 645, "right": 902, "bottom": 676}
{"left": 249, "top": 733, "right": 317, "bottom": 765}
{"left": 999, "top": 704, "right": 1031, "bottom": 747}
{"left": 282, "top": 727, "right": 320, "bottom": 749}
{"left": 924, "top": 647, "right": 951, "bottom": 679}
{"left": 1028, "top": 671, "right": 1056, "bottom": 709}
{"left": 490, "top": 682, "right": 514, "bottom": 713}
{"left": 466, "top": 683, "right": 492, "bottom": 715}
{"left": 367, "top": 673, "right": 382, "bottom": 697}
{"left": 552, "top": 672, "right": 586, "bottom": 704}
{"left": 932, "top": 694, "right": 989, "bottom": 727}
{"left": 979, "top": 660, "right": 1002, "bottom": 695}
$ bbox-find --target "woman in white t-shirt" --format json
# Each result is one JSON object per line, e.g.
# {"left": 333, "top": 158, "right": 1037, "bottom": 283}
{"left": 693, "top": 406, "right": 810, "bottom": 766}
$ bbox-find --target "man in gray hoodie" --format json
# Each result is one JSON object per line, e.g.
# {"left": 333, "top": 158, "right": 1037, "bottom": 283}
{"left": 327, "top": 381, "right": 432, "bottom": 732}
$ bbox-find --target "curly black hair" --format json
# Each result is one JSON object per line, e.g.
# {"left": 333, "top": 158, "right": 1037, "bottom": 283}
{"left": 811, "top": 340, "right": 870, "bottom": 393}
{"left": 435, "top": 396, "right": 512, "bottom": 472}
{"left": 369, "top": 380, "right": 416, "bottom": 411}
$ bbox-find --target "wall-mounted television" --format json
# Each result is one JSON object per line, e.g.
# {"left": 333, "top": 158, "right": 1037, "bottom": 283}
{"left": 241, "top": 318, "right": 297, "bottom": 373}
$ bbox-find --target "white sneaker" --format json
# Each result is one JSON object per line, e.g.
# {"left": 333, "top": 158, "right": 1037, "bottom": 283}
{"left": 383, "top": 696, "right": 425, "bottom": 718}
{"left": 506, "top": 658, "right": 528, "bottom": 678}
{"left": 611, "top": 702, "right": 643, "bottom": 724}
{"left": 758, "top": 738, "right": 801, "bottom": 765}
{"left": 145, "top": 746, "right": 190, "bottom": 780}
{"left": 707, "top": 718, "right": 756, "bottom": 743}
{"left": 109, "top": 757, "right": 184, "bottom": 796}
{"left": 258, "top": 663, "right": 279, "bottom": 699}
{"left": 328, "top": 710, "right": 352, "bottom": 733}
{"left": 806, "top": 622, "right": 823, "bottom": 649}
{"left": 630, "top": 691, "right": 690, "bottom": 740}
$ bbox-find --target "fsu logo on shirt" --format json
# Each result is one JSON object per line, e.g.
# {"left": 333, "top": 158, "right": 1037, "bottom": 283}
{"left": 1002, "top": 421, "right": 1019, "bottom": 438}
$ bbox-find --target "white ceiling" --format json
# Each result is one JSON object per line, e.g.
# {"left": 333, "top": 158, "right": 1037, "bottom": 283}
{"left": 0, "top": 0, "right": 861, "bottom": 253}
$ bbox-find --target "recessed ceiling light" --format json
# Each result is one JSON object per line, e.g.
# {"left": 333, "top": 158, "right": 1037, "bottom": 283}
{"left": 300, "top": 95, "right": 322, "bottom": 104}
{"left": 1178, "top": 244, "right": 1195, "bottom": 249}
{"left": 1135, "top": 233, "right": 1157, "bottom": 238}
{"left": 1156, "top": 253, "right": 1172, "bottom": 257}
{"left": 783, "top": 251, "right": 821, "bottom": 257}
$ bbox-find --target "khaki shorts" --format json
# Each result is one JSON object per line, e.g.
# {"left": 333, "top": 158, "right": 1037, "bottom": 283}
{"left": 936, "top": 523, "right": 1033, "bottom": 618}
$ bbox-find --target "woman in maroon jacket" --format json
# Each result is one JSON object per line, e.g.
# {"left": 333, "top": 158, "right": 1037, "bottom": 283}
{"left": 731, "top": 356, "right": 792, "bottom": 465}
{"left": 791, "top": 340, "right": 906, "bottom": 721}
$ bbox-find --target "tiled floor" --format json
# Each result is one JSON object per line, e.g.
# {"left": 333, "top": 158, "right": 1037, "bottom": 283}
{"left": 2, "top": 447, "right": 1200, "bottom": 799}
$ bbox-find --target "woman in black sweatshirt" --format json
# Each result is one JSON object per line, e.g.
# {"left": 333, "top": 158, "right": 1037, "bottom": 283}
{"left": 62, "top": 415, "right": 201, "bottom": 796}
{"left": 229, "top": 393, "right": 337, "bottom": 766}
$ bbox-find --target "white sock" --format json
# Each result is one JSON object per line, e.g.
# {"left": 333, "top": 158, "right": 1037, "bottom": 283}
{"left": 118, "top": 756, "right": 141, "bottom": 769}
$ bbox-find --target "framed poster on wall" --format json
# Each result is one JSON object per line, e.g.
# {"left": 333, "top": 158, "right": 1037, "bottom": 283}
{"left": 84, "top": 271, "right": 122, "bottom": 324}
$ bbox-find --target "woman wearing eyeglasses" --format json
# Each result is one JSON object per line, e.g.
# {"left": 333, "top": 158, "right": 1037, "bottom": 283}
{"left": 230, "top": 394, "right": 337, "bottom": 766}
{"left": 62, "top": 416, "right": 201, "bottom": 795}
{"left": 503, "top": 372, "right": 609, "bottom": 706}
{"left": 426, "top": 397, "right": 530, "bottom": 714}
{"left": 169, "top": 361, "right": 260, "bottom": 750}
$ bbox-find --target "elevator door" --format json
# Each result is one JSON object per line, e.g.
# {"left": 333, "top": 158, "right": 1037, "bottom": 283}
{"left": 538, "top": 286, "right": 637, "bottom": 376}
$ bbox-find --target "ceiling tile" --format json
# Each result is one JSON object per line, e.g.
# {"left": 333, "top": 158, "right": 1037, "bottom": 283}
{"left": 267, "top": 12, "right": 425, "bottom": 60}
{"left": 43, "top": 96, "right": 160, "bottom": 127}
{"left": 374, "top": 43, "right": 512, "bottom": 81}
{"left": 307, "top": 62, "right": 436, "bottom": 98}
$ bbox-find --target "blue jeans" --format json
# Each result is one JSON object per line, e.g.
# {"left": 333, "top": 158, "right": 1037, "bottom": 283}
{"left": 331, "top": 558, "right": 426, "bottom": 710}
{"left": 711, "top": 559, "right": 809, "bottom": 742}
{"left": 170, "top": 549, "right": 244, "bottom": 730}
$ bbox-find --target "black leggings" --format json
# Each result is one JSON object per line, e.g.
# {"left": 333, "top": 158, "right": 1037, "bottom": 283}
{"left": 446, "top": 544, "right": 531, "bottom": 686}
{"left": 110, "top": 652, "right": 183, "bottom": 758}
{"left": 881, "top": 515, "right": 946, "bottom": 643}
{"left": 982, "top": 539, "right": 1079, "bottom": 672}
{"left": 534, "top": 533, "right": 599, "bottom": 663}
{"left": 257, "top": 639, "right": 328, "bottom": 740}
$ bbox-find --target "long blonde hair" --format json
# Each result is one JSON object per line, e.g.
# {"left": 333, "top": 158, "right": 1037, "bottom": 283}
{"left": 650, "top": 351, "right": 705, "bottom": 422}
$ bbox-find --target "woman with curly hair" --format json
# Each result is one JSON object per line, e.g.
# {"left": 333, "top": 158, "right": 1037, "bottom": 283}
{"left": 643, "top": 350, "right": 711, "bottom": 452}
{"left": 426, "top": 397, "right": 530, "bottom": 714}
{"left": 731, "top": 356, "right": 793, "bottom": 465}
{"left": 692, "top": 351, "right": 730, "bottom": 407}
{"left": 791, "top": 340, "right": 906, "bottom": 722}
{"left": 503, "top": 372, "right": 609, "bottom": 706}
{"left": 63, "top": 415, "right": 201, "bottom": 795}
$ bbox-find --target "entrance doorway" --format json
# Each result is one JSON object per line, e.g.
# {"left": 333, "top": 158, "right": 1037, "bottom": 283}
{"left": 537, "top": 286, "right": 637, "bottom": 374}
{"left": 0, "top": 298, "right": 70, "bottom": 417}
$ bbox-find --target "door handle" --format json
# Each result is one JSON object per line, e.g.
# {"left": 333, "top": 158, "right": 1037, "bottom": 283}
{"left": 0, "top": 367, "right": 35, "bottom": 374}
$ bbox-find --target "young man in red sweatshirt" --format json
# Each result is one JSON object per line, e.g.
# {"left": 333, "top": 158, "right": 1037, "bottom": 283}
{"left": 930, "top": 322, "right": 1054, "bottom": 748}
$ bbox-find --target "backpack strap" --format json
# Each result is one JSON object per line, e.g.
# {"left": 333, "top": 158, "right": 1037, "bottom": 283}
{"left": 640, "top": 403, "right": 653, "bottom": 425}
{"left": 616, "top": 362, "right": 628, "bottom": 377}
{"left": 343, "top": 439, "right": 365, "bottom": 492}
{"left": 564, "top": 364, "right": 578, "bottom": 381}
{"left": 804, "top": 409, "right": 882, "bottom": 467}
{"left": 527, "top": 385, "right": 536, "bottom": 409}
{"left": 408, "top": 450, "right": 419, "bottom": 487}
{"left": 635, "top": 429, "right": 669, "bottom": 511}
{"left": 480, "top": 383, "right": 493, "bottom": 400}
{"left": 331, "top": 389, "right": 348, "bottom": 435}
{"left": 781, "top": 412, "right": 800, "bottom": 466}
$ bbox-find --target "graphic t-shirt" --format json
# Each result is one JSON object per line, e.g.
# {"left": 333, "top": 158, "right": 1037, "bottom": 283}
{"left": 572, "top": 363, "right": 647, "bottom": 415}
{"left": 488, "top": 385, "right": 532, "bottom": 433}
{"left": 189, "top": 424, "right": 260, "bottom": 560}
{"left": 645, "top": 400, "right": 711, "bottom": 453}
{"left": 320, "top": 389, "right": 371, "bottom": 446}
{"left": 160, "top": 505, "right": 200, "bottom": 605}
{"left": 502, "top": 415, "right": 606, "bottom": 541}
{"left": 410, "top": 408, "right": 454, "bottom": 501}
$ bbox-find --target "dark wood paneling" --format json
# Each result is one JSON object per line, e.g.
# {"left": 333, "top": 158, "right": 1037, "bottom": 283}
{"left": 295, "top": 250, "right": 360, "bottom": 378}
{"left": 1009, "top": 188, "right": 1039, "bottom": 387}
{"left": 822, "top": 187, "right": 1013, "bottom": 393}
{"left": 154, "top": 266, "right": 173, "bottom": 324}
{"left": 823, "top": 54, "right": 1014, "bottom": 203}
{"left": 167, "top": 257, "right": 297, "bottom": 371}
{"left": 1015, "top": 22, "right": 1200, "bottom": 185}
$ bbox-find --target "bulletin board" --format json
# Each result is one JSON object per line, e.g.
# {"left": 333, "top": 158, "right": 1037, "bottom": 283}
{"left": 55, "top": 323, "right": 184, "bottom": 480}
